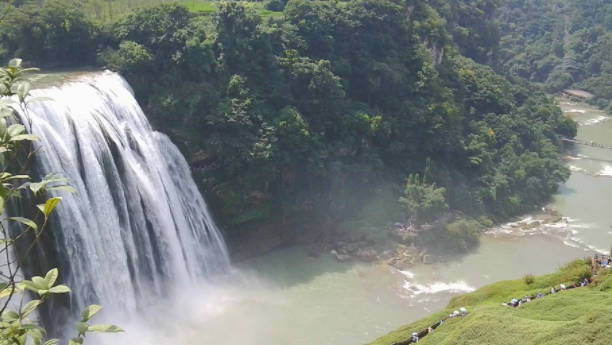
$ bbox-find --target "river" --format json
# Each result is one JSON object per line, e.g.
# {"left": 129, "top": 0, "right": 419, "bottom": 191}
{"left": 100, "top": 98, "right": 610, "bottom": 345}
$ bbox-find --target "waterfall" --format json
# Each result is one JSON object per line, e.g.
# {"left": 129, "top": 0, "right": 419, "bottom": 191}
{"left": 15, "top": 71, "right": 230, "bottom": 330}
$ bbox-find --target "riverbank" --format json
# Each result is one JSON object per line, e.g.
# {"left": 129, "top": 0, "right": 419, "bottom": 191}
{"left": 363, "top": 96, "right": 612, "bottom": 344}
{"left": 368, "top": 259, "right": 612, "bottom": 345}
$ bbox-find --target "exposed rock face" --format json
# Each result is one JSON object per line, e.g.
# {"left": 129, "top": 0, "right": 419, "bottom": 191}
{"left": 386, "top": 245, "right": 420, "bottom": 270}
{"left": 424, "top": 39, "right": 445, "bottom": 66}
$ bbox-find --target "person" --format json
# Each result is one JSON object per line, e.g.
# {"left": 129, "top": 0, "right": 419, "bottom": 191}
{"left": 460, "top": 307, "right": 467, "bottom": 316}
{"left": 511, "top": 298, "right": 519, "bottom": 307}
{"left": 412, "top": 332, "right": 419, "bottom": 343}
{"left": 537, "top": 292, "right": 543, "bottom": 299}
{"left": 560, "top": 284, "right": 566, "bottom": 290}
{"left": 428, "top": 326, "right": 434, "bottom": 334}
{"left": 452, "top": 310, "right": 460, "bottom": 318}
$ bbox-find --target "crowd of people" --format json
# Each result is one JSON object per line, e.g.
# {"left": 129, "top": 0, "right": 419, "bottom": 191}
{"left": 503, "top": 277, "right": 591, "bottom": 308}
{"left": 594, "top": 254, "right": 611, "bottom": 269}
{"left": 393, "top": 307, "right": 469, "bottom": 344}
{"left": 392, "top": 254, "right": 611, "bottom": 344}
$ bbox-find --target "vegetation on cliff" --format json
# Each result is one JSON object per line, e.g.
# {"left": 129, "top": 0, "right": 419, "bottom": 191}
{"left": 0, "top": 1, "right": 577, "bottom": 248}
{"left": 497, "top": 0, "right": 612, "bottom": 110}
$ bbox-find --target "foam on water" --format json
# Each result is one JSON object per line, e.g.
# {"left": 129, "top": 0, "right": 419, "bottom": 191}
{"left": 400, "top": 270, "right": 415, "bottom": 279}
{"left": 569, "top": 164, "right": 585, "bottom": 173}
{"left": 582, "top": 115, "right": 609, "bottom": 126}
{"left": 485, "top": 213, "right": 607, "bottom": 256}
{"left": 597, "top": 165, "right": 612, "bottom": 177}
{"left": 404, "top": 281, "right": 475, "bottom": 296}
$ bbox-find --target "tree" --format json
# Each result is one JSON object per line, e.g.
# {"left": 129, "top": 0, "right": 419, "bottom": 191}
{"left": 0, "top": 1, "right": 98, "bottom": 67}
{"left": 399, "top": 174, "right": 448, "bottom": 225}
{"left": 0, "top": 59, "right": 121, "bottom": 345}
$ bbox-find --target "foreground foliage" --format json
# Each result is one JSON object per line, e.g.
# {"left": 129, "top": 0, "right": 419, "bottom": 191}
{"left": 0, "top": 59, "right": 121, "bottom": 344}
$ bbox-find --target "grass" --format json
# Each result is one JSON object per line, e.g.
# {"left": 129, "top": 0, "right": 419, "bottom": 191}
{"left": 367, "top": 259, "right": 612, "bottom": 345}
{"left": 182, "top": 0, "right": 218, "bottom": 14}
{"left": 81, "top": 1, "right": 283, "bottom": 21}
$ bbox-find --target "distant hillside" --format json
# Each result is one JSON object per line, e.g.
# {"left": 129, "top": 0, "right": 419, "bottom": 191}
{"left": 497, "top": 0, "right": 612, "bottom": 110}
{"left": 368, "top": 258, "right": 612, "bottom": 345}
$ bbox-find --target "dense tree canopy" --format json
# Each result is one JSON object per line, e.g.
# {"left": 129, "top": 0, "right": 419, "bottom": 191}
{"left": 497, "top": 0, "right": 612, "bottom": 110}
{"left": 0, "top": 0, "right": 578, "bottom": 239}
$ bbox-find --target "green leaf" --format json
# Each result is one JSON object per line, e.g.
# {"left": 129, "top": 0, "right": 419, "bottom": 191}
{"left": 8, "top": 217, "right": 38, "bottom": 230}
{"left": 2, "top": 310, "right": 19, "bottom": 321}
{"left": 31, "top": 276, "right": 47, "bottom": 289}
{"left": 44, "top": 268, "right": 58, "bottom": 287}
{"left": 43, "top": 339, "right": 59, "bottom": 345}
{"left": 48, "top": 284, "right": 70, "bottom": 294}
{"left": 30, "top": 182, "right": 45, "bottom": 195}
{"left": 9, "top": 134, "right": 38, "bottom": 142}
{"left": 48, "top": 185, "right": 76, "bottom": 194}
{"left": 0, "top": 118, "right": 7, "bottom": 137}
{"left": 15, "top": 82, "right": 31, "bottom": 103}
{"left": 81, "top": 305, "right": 102, "bottom": 322}
{"left": 6, "top": 174, "right": 30, "bottom": 180}
{"left": 7, "top": 123, "right": 25, "bottom": 137}
{"left": 21, "top": 280, "right": 38, "bottom": 293}
{"left": 43, "top": 197, "right": 62, "bottom": 217}
{"left": 87, "top": 324, "right": 124, "bottom": 333}
{"left": 21, "top": 299, "right": 41, "bottom": 318}
{"left": 68, "top": 338, "right": 83, "bottom": 345}
{"left": 75, "top": 321, "right": 88, "bottom": 336}
{"left": 24, "top": 325, "right": 43, "bottom": 344}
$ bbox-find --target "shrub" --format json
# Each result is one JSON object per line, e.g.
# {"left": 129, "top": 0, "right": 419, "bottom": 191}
{"left": 445, "top": 218, "right": 483, "bottom": 251}
{"left": 523, "top": 274, "right": 535, "bottom": 285}
{"left": 265, "top": 0, "right": 286, "bottom": 11}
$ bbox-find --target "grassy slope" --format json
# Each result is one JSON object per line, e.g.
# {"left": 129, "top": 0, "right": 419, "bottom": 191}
{"left": 183, "top": 1, "right": 283, "bottom": 18}
{"left": 368, "top": 259, "right": 612, "bottom": 345}
{"left": 83, "top": 1, "right": 283, "bottom": 20}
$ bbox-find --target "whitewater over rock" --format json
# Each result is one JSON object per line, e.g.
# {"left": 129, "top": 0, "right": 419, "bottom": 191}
{"left": 16, "top": 71, "right": 230, "bottom": 328}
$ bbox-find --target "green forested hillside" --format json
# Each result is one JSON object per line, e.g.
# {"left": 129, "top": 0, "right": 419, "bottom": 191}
{"left": 369, "top": 260, "right": 612, "bottom": 345}
{"left": 0, "top": 1, "right": 576, "bottom": 246}
{"left": 497, "top": 0, "right": 612, "bottom": 110}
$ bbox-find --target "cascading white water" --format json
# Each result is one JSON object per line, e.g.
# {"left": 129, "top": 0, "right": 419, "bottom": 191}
{"left": 16, "top": 71, "right": 230, "bottom": 323}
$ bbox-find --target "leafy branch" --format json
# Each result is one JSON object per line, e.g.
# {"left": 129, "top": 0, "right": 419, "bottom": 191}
{"left": 0, "top": 59, "right": 122, "bottom": 345}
